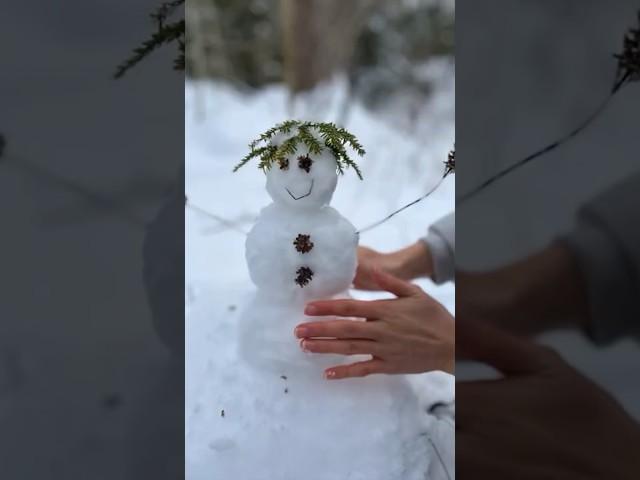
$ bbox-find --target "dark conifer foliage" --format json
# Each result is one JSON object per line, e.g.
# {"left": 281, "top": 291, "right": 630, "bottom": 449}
{"left": 114, "top": 0, "right": 185, "bottom": 78}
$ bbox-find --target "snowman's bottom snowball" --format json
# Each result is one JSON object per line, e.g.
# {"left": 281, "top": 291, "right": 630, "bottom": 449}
{"left": 188, "top": 295, "right": 432, "bottom": 480}
{"left": 238, "top": 291, "right": 358, "bottom": 375}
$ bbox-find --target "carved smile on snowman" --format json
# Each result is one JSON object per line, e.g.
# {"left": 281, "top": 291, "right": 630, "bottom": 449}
{"left": 285, "top": 179, "right": 314, "bottom": 200}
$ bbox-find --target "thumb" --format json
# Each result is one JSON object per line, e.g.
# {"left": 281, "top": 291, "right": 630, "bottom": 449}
{"left": 457, "top": 318, "right": 558, "bottom": 375}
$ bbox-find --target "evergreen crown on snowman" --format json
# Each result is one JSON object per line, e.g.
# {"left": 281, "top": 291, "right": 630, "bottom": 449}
{"left": 234, "top": 121, "right": 364, "bottom": 209}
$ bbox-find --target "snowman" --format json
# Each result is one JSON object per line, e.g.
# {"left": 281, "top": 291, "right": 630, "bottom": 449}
{"left": 236, "top": 121, "right": 365, "bottom": 372}
{"left": 189, "top": 121, "right": 432, "bottom": 480}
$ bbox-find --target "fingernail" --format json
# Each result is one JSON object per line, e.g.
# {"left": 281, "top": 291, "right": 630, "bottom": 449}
{"left": 305, "top": 305, "right": 318, "bottom": 315}
{"left": 294, "top": 326, "right": 307, "bottom": 338}
{"left": 324, "top": 370, "right": 336, "bottom": 380}
{"left": 300, "top": 339, "right": 310, "bottom": 353}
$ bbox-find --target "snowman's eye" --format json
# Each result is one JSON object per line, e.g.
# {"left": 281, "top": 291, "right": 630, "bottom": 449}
{"left": 278, "top": 158, "right": 289, "bottom": 170}
{"left": 297, "top": 155, "right": 313, "bottom": 173}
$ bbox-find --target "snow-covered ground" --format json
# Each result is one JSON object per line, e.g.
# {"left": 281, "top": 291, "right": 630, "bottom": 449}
{"left": 185, "top": 64, "right": 455, "bottom": 479}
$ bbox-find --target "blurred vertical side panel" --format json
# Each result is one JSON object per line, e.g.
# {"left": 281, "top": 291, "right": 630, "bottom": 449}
{"left": 0, "top": 1, "right": 185, "bottom": 478}
{"left": 457, "top": 1, "right": 640, "bottom": 478}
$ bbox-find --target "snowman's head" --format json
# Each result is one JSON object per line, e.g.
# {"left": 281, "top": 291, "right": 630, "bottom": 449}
{"left": 235, "top": 121, "right": 364, "bottom": 207}
{"left": 265, "top": 146, "right": 338, "bottom": 209}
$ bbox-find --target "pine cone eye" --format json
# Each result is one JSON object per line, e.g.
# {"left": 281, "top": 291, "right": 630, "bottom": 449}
{"left": 297, "top": 155, "right": 313, "bottom": 173}
{"left": 279, "top": 158, "right": 289, "bottom": 170}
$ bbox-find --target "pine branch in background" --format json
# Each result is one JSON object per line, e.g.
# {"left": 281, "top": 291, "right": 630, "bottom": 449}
{"left": 614, "top": 10, "right": 640, "bottom": 86}
{"left": 445, "top": 147, "right": 455, "bottom": 176}
{"left": 151, "top": 0, "right": 185, "bottom": 27}
{"left": 114, "top": 0, "right": 185, "bottom": 79}
{"left": 459, "top": 10, "right": 639, "bottom": 204}
{"left": 174, "top": 39, "right": 185, "bottom": 72}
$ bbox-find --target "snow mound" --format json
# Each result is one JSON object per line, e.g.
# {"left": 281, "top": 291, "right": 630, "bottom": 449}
{"left": 186, "top": 287, "right": 431, "bottom": 480}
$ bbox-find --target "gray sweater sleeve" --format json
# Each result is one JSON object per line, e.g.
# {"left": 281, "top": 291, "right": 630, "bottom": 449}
{"left": 422, "top": 212, "right": 455, "bottom": 284}
{"left": 561, "top": 173, "right": 640, "bottom": 345}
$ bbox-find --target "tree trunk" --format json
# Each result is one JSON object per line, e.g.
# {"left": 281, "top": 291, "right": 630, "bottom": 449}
{"left": 280, "top": 0, "right": 380, "bottom": 94}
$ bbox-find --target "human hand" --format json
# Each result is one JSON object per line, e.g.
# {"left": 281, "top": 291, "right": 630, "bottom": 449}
{"left": 457, "top": 242, "right": 589, "bottom": 336}
{"left": 457, "top": 320, "right": 640, "bottom": 479}
{"left": 294, "top": 268, "right": 454, "bottom": 379}
{"left": 353, "top": 242, "right": 433, "bottom": 290}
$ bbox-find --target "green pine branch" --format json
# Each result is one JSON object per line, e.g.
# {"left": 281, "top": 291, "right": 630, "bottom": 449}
{"left": 236, "top": 120, "right": 366, "bottom": 180}
{"left": 234, "top": 145, "right": 277, "bottom": 173}
{"left": 114, "top": 0, "right": 184, "bottom": 79}
{"left": 151, "top": 0, "right": 184, "bottom": 27}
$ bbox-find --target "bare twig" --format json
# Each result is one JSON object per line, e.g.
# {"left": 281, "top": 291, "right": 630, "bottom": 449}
{"left": 459, "top": 11, "right": 639, "bottom": 204}
{"left": 186, "top": 201, "right": 249, "bottom": 236}
{"left": 357, "top": 147, "right": 454, "bottom": 235}
{"left": 357, "top": 171, "right": 451, "bottom": 235}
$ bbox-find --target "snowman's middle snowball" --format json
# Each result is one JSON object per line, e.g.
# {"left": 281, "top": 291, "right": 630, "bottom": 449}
{"left": 245, "top": 203, "right": 357, "bottom": 301}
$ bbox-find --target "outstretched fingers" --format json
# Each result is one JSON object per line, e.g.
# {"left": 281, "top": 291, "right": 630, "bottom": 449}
{"left": 457, "top": 318, "right": 562, "bottom": 375}
{"left": 300, "top": 338, "right": 381, "bottom": 356}
{"left": 324, "top": 359, "right": 386, "bottom": 380}
{"left": 304, "top": 299, "right": 381, "bottom": 319}
{"left": 295, "top": 319, "right": 381, "bottom": 340}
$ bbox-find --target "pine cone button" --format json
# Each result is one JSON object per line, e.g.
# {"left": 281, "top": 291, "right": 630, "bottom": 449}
{"left": 293, "top": 234, "right": 314, "bottom": 253}
{"left": 295, "top": 266, "right": 314, "bottom": 287}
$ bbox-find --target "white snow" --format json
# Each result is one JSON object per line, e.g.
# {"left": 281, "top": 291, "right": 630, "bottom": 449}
{"left": 186, "top": 63, "right": 455, "bottom": 480}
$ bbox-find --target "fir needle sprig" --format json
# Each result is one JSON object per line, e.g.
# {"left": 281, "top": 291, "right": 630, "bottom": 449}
{"left": 614, "top": 10, "right": 640, "bottom": 85}
{"left": 445, "top": 146, "right": 455, "bottom": 176}
{"left": 235, "top": 121, "right": 365, "bottom": 179}
{"left": 114, "top": 0, "right": 185, "bottom": 78}
{"left": 459, "top": 10, "right": 639, "bottom": 204}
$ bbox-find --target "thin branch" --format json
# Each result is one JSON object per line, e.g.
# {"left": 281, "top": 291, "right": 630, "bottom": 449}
{"left": 186, "top": 201, "right": 249, "bottom": 236}
{"left": 357, "top": 169, "right": 451, "bottom": 235}
{"left": 114, "top": 20, "right": 185, "bottom": 79}
{"left": 458, "top": 72, "right": 629, "bottom": 204}
{"left": 459, "top": 10, "right": 640, "bottom": 204}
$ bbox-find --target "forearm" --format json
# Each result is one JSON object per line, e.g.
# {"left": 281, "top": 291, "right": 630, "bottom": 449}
{"left": 390, "top": 241, "right": 434, "bottom": 280}
{"left": 460, "top": 242, "right": 589, "bottom": 335}
{"left": 509, "top": 243, "right": 590, "bottom": 334}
